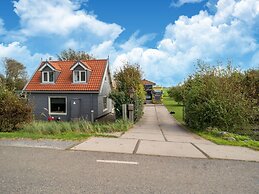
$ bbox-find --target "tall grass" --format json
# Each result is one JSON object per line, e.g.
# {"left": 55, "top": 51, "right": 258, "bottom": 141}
{"left": 21, "top": 120, "right": 132, "bottom": 135}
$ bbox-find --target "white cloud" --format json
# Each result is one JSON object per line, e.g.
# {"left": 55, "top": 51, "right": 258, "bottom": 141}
{"left": 90, "top": 40, "right": 115, "bottom": 59}
{"left": 0, "top": 42, "right": 52, "bottom": 75}
{"left": 13, "top": 0, "right": 123, "bottom": 41}
{"left": 119, "top": 32, "right": 156, "bottom": 51}
{"left": 171, "top": 0, "right": 205, "bottom": 7}
{"left": 112, "top": 0, "right": 259, "bottom": 86}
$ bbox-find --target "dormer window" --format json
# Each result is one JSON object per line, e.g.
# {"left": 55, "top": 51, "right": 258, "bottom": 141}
{"left": 39, "top": 61, "right": 60, "bottom": 84}
{"left": 42, "top": 71, "right": 54, "bottom": 83}
{"left": 73, "top": 70, "right": 86, "bottom": 83}
{"left": 70, "top": 61, "right": 91, "bottom": 84}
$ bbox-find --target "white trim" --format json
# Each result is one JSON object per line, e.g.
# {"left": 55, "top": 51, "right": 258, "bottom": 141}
{"left": 48, "top": 96, "right": 67, "bottom": 115}
{"left": 38, "top": 62, "right": 56, "bottom": 71}
{"left": 70, "top": 61, "right": 91, "bottom": 71}
{"left": 99, "top": 59, "right": 109, "bottom": 93}
{"left": 42, "top": 71, "right": 54, "bottom": 83}
{"left": 73, "top": 70, "right": 87, "bottom": 83}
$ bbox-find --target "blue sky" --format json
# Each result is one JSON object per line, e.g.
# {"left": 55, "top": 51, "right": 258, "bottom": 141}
{"left": 0, "top": 0, "right": 258, "bottom": 86}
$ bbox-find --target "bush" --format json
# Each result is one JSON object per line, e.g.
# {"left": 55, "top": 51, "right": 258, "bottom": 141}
{"left": 168, "top": 85, "right": 184, "bottom": 104}
{"left": 0, "top": 87, "right": 32, "bottom": 132}
{"left": 183, "top": 62, "right": 258, "bottom": 132}
{"left": 109, "top": 63, "right": 145, "bottom": 122}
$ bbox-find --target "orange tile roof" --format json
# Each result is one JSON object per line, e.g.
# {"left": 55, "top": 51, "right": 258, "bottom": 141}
{"left": 24, "top": 59, "right": 108, "bottom": 92}
{"left": 48, "top": 61, "right": 62, "bottom": 71}
{"left": 142, "top": 79, "right": 156, "bottom": 86}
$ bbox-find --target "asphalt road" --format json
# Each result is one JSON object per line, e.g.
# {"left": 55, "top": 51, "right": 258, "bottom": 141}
{"left": 0, "top": 146, "right": 258, "bottom": 194}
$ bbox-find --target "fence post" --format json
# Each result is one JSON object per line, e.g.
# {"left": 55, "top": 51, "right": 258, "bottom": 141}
{"left": 128, "top": 104, "right": 134, "bottom": 122}
{"left": 122, "top": 104, "right": 127, "bottom": 121}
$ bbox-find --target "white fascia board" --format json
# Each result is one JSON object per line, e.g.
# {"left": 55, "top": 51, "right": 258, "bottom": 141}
{"left": 99, "top": 59, "right": 109, "bottom": 93}
{"left": 70, "top": 61, "right": 92, "bottom": 71}
{"left": 38, "top": 62, "right": 56, "bottom": 71}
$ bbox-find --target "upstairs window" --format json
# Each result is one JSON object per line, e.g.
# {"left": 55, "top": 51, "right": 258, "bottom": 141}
{"left": 42, "top": 71, "right": 54, "bottom": 83}
{"left": 73, "top": 70, "right": 86, "bottom": 83}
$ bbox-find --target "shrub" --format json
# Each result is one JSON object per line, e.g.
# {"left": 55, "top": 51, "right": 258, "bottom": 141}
{"left": 109, "top": 63, "right": 145, "bottom": 122}
{"left": 183, "top": 62, "right": 258, "bottom": 132}
{"left": 168, "top": 85, "right": 184, "bottom": 104}
{"left": 0, "top": 87, "right": 32, "bottom": 132}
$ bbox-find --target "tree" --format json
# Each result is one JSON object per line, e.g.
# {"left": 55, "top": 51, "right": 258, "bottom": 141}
{"left": 2, "top": 58, "right": 28, "bottom": 91}
{"left": 109, "top": 63, "right": 145, "bottom": 121}
{"left": 57, "top": 48, "right": 95, "bottom": 61}
{"left": 168, "top": 85, "right": 184, "bottom": 104}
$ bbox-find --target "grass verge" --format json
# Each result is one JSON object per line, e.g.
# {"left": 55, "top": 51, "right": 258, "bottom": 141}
{"left": 0, "top": 120, "right": 132, "bottom": 141}
{"left": 163, "top": 96, "right": 259, "bottom": 150}
{"left": 163, "top": 96, "right": 184, "bottom": 124}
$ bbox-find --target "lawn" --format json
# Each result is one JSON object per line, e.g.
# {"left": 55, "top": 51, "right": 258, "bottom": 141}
{"left": 163, "top": 96, "right": 184, "bottom": 124}
{"left": 163, "top": 96, "right": 259, "bottom": 150}
{"left": 0, "top": 120, "right": 132, "bottom": 141}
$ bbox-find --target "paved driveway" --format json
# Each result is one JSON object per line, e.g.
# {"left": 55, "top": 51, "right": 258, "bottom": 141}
{"left": 72, "top": 105, "right": 259, "bottom": 162}
{"left": 121, "top": 104, "right": 213, "bottom": 144}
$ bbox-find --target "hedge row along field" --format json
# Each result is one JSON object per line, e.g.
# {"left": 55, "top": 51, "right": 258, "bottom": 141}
{"left": 168, "top": 61, "right": 258, "bottom": 137}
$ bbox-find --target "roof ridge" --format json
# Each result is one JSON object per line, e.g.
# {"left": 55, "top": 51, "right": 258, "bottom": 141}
{"left": 48, "top": 59, "right": 107, "bottom": 62}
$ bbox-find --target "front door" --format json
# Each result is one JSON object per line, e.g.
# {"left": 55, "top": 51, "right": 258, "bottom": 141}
{"left": 71, "top": 99, "right": 81, "bottom": 119}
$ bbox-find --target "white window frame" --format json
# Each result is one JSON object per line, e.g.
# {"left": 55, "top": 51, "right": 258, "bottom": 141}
{"left": 42, "top": 71, "right": 54, "bottom": 83}
{"left": 73, "top": 70, "right": 87, "bottom": 83}
{"left": 103, "top": 96, "right": 108, "bottom": 112}
{"left": 48, "top": 96, "right": 67, "bottom": 115}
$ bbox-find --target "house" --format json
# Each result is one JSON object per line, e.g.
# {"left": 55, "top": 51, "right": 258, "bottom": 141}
{"left": 142, "top": 79, "right": 156, "bottom": 103}
{"left": 23, "top": 59, "right": 113, "bottom": 121}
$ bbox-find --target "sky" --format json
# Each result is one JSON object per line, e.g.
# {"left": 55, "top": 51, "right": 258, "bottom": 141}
{"left": 0, "top": 0, "right": 258, "bottom": 86}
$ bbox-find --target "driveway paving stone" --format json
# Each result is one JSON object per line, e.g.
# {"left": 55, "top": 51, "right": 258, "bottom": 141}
{"left": 194, "top": 143, "right": 259, "bottom": 162}
{"left": 71, "top": 137, "right": 138, "bottom": 154}
{"left": 137, "top": 140, "right": 207, "bottom": 158}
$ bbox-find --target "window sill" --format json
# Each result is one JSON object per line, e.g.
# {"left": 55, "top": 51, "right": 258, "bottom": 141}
{"left": 49, "top": 112, "right": 67, "bottom": 115}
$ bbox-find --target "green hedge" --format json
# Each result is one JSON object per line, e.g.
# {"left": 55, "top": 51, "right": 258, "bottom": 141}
{"left": 183, "top": 62, "right": 258, "bottom": 132}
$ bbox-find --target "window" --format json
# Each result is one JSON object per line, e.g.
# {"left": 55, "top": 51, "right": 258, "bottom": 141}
{"left": 49, "top": 97, "right": 67, "bottom": 115}
{"left": 42, "top": 71, "right": 54, "bottom": 83}
{"left": 73, "top": 71, "right": 86, "bottom": 83}
{"left": 103, "top": 96, "right": 108, "bottom": 111}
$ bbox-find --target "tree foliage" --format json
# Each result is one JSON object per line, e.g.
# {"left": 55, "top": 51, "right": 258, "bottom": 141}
{"left": 109, "top": 63, "right": 145, "bottom": 121}
{"left": 1, "top": 58, "right": 28, "bottom": 91}
{"left": 168, "top": 85, "right": 184, "bottom": 103}
{"left": 57, "top": 48, "right": 95, "bottom": 61}
{"left": 181, "top": 61, "right": 258, "bottom": 132}
{"left": 0, "top": 87, "right": 32, "bottom": 132}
